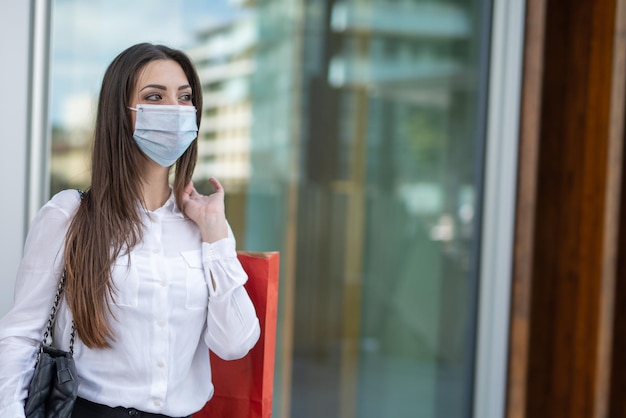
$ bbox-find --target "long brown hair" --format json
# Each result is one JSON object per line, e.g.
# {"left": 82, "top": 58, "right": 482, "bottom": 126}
{"left": 64, "top": 43, "right": 203, "bottom": 348}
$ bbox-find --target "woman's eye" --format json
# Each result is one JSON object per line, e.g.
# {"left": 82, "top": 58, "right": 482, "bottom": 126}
{"left": 180, "top": 93, "right": 193, "bottom": 102}
{"left": 145, "top": 93, "right": 162, "bottom": 101}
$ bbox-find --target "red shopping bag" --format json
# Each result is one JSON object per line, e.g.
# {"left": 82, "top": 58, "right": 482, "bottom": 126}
{"left": 194, "top": 251, "right": 280, "bottom": 418}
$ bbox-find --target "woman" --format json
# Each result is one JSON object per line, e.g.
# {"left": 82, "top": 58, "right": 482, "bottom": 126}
{"left": 0, "top": 43, "right": 260, "bottom": 418}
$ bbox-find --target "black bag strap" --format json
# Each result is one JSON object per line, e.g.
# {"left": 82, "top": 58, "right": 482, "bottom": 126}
{"left": 41, "top": 270, "right": 75, "bottom": 354}
{"left": 41, "top": 189, "right": 84, "bottom": 357}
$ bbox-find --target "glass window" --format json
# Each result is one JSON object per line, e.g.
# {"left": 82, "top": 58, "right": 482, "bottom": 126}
{"left": 50, "top": 0, "right": 493, "bottom": 417}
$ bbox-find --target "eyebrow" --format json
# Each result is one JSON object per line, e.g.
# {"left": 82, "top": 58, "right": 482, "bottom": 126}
{"left": 140, "top": 84, "right": 192, "bottom": 91}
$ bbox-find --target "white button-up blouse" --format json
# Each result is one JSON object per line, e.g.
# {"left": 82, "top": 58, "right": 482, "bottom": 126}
{"left": 0, "top": 189, "right": 261, "bottom": 417}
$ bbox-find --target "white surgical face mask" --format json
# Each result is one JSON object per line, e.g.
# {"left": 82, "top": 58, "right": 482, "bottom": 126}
{"left": 129, "top": 104, "right": 198, "bottom": 167}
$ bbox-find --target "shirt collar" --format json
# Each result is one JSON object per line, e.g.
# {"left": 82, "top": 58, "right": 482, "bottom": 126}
{"left": 143, "top": 187, "right": 186, "bottom": 219}
{"left": 168, "top": 191, "right": 186, "bottom": 219}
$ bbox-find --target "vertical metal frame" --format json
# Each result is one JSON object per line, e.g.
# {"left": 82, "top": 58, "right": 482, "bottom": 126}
{"left": 27, "top": 0, "right": 53, "bottom": 221}
{"left": 473, "top": 0, "right": 526, "bottom": 417}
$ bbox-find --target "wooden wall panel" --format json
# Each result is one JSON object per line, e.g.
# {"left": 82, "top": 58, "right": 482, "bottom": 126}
{"left": 506, "top": 0, "right": 546, "bottom": 416}
{"left": 598, "top": 1, "right": 626, "bottom": 417}
{"left": 508, "top": 0, "right": 622, "bottom": 417}
{"left": 609, "top": 186, "right": 626, "bottom": 417}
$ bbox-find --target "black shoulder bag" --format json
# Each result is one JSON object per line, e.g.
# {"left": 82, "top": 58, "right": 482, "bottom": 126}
{"left": 24, "top": 190, "right": 83, "bottom": 417}
{"left": 23, "top": 270, "right": 79, "bottom": 418}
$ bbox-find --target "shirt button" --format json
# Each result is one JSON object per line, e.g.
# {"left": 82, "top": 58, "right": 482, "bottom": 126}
{"left": 160, "top": 280, "right": 167, "bottom": 287}
{"left": 157, "top": 360, "right": 165, "bottom": 368}
{"left": 158, "top": 320, "right": 166, "bottom": 327}
{"left": 152, "top": 248, "right": 161, "bottom": 254}
{"left": 154, "top": 399, "right": 162, "bottom": 407}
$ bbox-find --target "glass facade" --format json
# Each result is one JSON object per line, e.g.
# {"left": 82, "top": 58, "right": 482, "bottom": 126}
{"left": 49, "top": 0, "right": 492, "bottom": 417}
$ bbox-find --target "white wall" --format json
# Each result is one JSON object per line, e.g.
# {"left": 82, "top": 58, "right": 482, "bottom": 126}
{"left": 0, "top": 2, "right": 33, "bottom": 316}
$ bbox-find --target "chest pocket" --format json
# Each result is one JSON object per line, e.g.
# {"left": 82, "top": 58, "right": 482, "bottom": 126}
{"left": 181, "top": 250, "right": 209, "bottom": 309}
{"left": 110, "top": 255, "right": 139, "bottom": 307}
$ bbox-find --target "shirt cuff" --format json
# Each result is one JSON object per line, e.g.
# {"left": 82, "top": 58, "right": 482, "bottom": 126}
{"left": 201, "top": 238, "right": 247, "bottom": 298}
{"left": 201, "top": 236, "right": 236, "bottom": 262}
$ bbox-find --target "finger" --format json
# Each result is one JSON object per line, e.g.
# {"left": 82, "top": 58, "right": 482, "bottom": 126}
{"left": 209, "top": 177, "right": 224, "bottom": 194}
{"left": 183, "top": 181, "right": 194, "bottom": 196}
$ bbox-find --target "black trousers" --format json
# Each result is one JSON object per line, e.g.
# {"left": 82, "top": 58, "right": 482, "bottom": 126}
{"left": 71, "top": 397, "right": 191, "bottom": 418}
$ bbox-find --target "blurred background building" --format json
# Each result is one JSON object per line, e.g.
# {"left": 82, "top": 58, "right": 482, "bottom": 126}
{"left": 2, "top": 1, "right": 624, "bottom": 418}
{"left": 187, "top": 16, "right": 256, "bottom": 194}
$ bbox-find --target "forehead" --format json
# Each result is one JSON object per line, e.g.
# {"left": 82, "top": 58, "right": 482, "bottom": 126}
{"left": 135, "top": 59, "right": 190, "bottom": 87}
